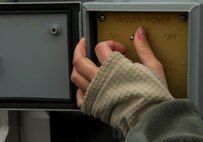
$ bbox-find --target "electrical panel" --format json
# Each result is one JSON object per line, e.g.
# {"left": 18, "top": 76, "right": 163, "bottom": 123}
{"left": 96, "top": 12, "right": 188, "bottom": 99}
{"left": 82, "top": 0, "right": 203, "bottom": 116}
{"left": 0, "top": 0, "right": 203, "bottom": 112}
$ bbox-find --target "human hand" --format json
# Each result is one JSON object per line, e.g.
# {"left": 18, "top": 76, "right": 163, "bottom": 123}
{"left": 71, "top": 26, "right": 165, "bottom": 108}
{"left": 71, "top": 37, "right": 127, "bottom": 107}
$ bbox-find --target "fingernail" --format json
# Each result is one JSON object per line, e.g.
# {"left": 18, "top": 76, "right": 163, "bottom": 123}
{"left": 137, "top": 27, "right": 146, "bottom": 39}
{"left": 80, "top": 37, "right": 85, "bottom": 42}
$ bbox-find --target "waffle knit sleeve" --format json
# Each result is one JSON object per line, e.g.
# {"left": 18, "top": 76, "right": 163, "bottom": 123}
{"left": 81, "top": 51, "right": 174, "bottom": 135}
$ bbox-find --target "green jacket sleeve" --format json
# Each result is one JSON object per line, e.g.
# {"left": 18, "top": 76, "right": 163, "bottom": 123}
{"left": 125, "top": 99, "right": 203, "bottom": 142}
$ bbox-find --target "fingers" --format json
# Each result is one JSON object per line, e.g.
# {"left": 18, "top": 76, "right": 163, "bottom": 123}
{"left": 95, "top": 40, "right": 127, "bottom": 64}
{"left": 133, "top": 27, "right": 165, "bottom": 79}
{"left": 71, "top": 38, "right": 100, "bottom": 109}
{"left": 76, "top": 89, "right": 85, "bottom": 108}
{"left": 71, "top": 67, "right": 90, "bottom": 91}
{"left": 72, "top": 28, "right": 166, "bottom": 109}
{"left": 73, "top": 38, "right": 99, "bottom": 81}
{"left": 74, "top": 37, "right": 87, "bottom": 57}
{"left": 72, "top": 38, "right": 127, "bottom": 109}
{"left": 133, "top": 27, "right": 156, "bottom": 65}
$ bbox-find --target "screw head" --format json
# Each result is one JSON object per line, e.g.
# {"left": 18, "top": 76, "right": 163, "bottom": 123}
{"left": 98, "top": 14, "right": 105, "bottom": 22}
{"left": 179, "top": 14, "right": 187, "bottom": 22}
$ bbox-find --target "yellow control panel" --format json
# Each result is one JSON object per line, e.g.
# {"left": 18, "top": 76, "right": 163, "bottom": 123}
{"left": 97, "top": 12, "right": 188, "bottom": 98}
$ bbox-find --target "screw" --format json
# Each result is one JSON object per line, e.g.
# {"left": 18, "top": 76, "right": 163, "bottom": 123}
{"left": 98, "top": 14, "right": 105, "bottom": 22}
{"left": 50, "top": 24, "right": 61, "bottom": 36}
{"left": 179, "top": 14, "right": 187, "bottom": 22}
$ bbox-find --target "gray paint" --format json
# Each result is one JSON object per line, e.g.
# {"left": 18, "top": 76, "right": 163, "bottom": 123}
{"left": 0, "top": 14, "right": 70, "bottom": 99}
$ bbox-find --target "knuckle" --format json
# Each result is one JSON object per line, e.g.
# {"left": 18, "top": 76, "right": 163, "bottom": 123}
{"left": 95, "top": 42, "right": 105, "bottom": 51}
{"left": 95, "top": 40, "right": 114, "bottom": 51}
{"left": 153, "top": 60, "right": 163, "bottom": 70}
{"left": 138, "top": 42, "right": 150, "bottom": 48}
{"left": 72, "top": 56, "right": 81, "bottom": 67}
{"left": 70, "top": 72, "right": 77, "bottom": 83}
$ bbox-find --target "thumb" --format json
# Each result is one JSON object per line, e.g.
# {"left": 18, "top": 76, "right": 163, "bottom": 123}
{"left": 133, "top": 27, "right": 165, "bottom": 79}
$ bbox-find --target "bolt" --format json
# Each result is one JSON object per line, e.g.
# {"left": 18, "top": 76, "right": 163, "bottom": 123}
{"left": 98, "top": 14, "right": 105, "bottom": 22}
{"left": 179, "top": 14, "right": 187, "bottom": 22}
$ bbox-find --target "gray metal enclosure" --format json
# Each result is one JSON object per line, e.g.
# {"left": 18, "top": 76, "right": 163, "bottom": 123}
{"left": 0, "top": 2, "right": 80, "bottom": 109}
{"left": 0, "top": 14, "right": 69, "bottom": 99}
{"left": 0, "top": 0, "right": 202, "bottom": 142}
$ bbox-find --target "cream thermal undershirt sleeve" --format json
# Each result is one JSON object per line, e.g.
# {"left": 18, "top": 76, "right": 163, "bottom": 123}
{"left": 81, "top": 51, "right": 174, "bottom": 135}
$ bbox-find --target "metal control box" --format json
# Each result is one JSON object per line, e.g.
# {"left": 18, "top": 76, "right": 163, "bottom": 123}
{"left": 0, "top": 0, "right": 203, "bottom": 112}
{"left": 3, "top": 1, "right": 203, "bottom": 142}
{"left": 0, "top": 2, "right": 80, "bottom": 109}
{"left": 82, "top": 0, "right": 203, "bottom": 116}
{"left": 97, "top": 12, "right": 188, "bottom": 99}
